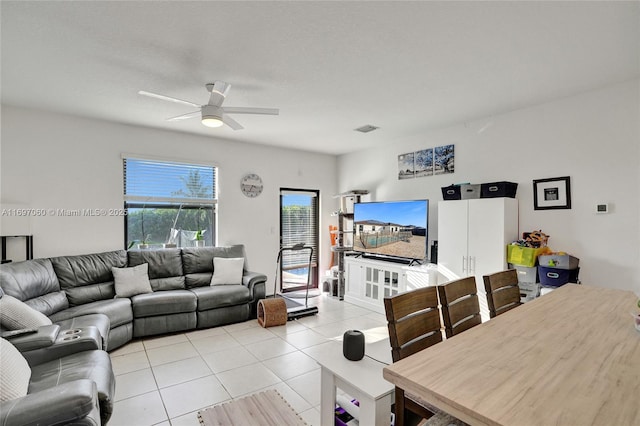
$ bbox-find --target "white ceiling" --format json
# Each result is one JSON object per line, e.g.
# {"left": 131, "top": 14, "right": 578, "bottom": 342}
{"left": 2, "top": 1, "right": 638, "bottom": 155}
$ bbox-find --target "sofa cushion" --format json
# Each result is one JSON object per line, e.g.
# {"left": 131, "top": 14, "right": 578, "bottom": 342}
{"left": 0, "top": 259, "right": 61, "bottom": 302}
{"left": 49, "top": 298, "right": 133, "bottom": 329}
{"left": 183, "top": 245, "right": 247, "bottom": 288}
{"left": 24, "top": 291, "right": 69, "bottom": 317}
{"left": 184, "top": 272, "right": 212, "bottom": 288}
{"left": 112, "top": 263, "right": 153, "bottom": 298}
{"left": 0, "top": 295, "right": 53, "bottom": 329}
{"left": 127, "top": 249, "right": 185, "bottom": 291}
{"left": 190, "top": 285, "right": 251, "bottom": 311}
{"left": 51, "top": 250, "right": 126, "bottom": 306}
{"left": 0, "top": 337, "right": 31, "bottom": 401}
{"left": 131, "top": 290, "right": 197, "bottom": 317}
{"left": 210, "top": 257, "right": 244, "bottom": 286}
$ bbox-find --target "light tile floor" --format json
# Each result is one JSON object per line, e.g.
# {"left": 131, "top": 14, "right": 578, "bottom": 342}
{"left": 108, "top": 294, "right": 390, "bottom": 426}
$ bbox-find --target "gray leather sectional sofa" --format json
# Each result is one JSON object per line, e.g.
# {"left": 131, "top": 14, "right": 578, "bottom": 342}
{"left": 0, "top": 245, "right": 267, "bottom": 351}
{"left": 0, "top": 245, "right": 266, "bottom": 425}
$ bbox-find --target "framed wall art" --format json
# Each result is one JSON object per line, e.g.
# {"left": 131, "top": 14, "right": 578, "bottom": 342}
{"left": 414, "top": 148, "right": 433, "bottom": 177}
{"left": 434, "top": 144, "right": 455, "bottom": 175}
{"left": 398, "top": 152, "right": 415, "bottom": 180}
{"left": 397, "top": 144, "right": 454, "bottom": 181}
{"left": 533, "top": 176, "right": 571, "bottom": 210}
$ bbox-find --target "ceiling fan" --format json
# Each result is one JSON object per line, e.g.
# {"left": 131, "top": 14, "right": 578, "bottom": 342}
{"left": 138, "top": 81, "right": 279, "bottom": 130}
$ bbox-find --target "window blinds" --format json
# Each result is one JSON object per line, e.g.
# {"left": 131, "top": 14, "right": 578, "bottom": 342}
{"left": 280, "top": 191, "right": 319, "bottom": 268}
{"left": 123, "top": 157, "right": 217, "bottom": 203}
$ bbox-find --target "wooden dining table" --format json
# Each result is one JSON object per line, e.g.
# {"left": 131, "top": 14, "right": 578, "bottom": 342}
{"left": 383, "top": 284, "right": 640, "bottom": 426}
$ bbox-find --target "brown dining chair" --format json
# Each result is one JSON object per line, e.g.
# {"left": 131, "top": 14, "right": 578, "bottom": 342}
{"left": 437, "top": 276, "right": 482, "bottom": 338}
{"left": 483, "top": 269, "right": 521, "bottom": 318}
{"left": 384, "top": 286, "right": 442, "bottom": 426}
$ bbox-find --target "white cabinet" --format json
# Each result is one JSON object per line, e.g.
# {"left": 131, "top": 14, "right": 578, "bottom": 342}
{"left": 437, "top": 198, "right": 518, "bottom": 321}
{"left": 346, "top": 258, "right": 401, "bottom": 313}
{"left": 345, "top": 257, "right": 442, "bottom": 313}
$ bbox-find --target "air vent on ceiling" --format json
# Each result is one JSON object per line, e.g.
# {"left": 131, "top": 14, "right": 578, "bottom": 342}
{"left": 354, "top": 124, "right": 379, "bottom": 133}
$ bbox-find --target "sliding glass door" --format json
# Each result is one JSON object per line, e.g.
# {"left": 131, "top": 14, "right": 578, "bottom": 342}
{"left": 280, "top": 189, "right": 319, "bottom": 293}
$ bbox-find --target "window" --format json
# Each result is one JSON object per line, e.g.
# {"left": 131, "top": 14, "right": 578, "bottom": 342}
{"left": 280, "top": 189, "right": 319, "bottom": 292}
{"left": 123, "top": 156, "right": 217, "bottom": 249}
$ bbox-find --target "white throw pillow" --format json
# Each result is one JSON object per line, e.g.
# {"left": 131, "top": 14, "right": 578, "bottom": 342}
{"left": 0, "top": 337, "right": 31, "bottom": 401}
{"left": 210, "top": 257, "right": 244, "bottom": 286}
{"left": 0, "top": 295, "right": 52, "bottom": 330}
{"left": 112, "top": 263, "right": 153, "bottom": 298}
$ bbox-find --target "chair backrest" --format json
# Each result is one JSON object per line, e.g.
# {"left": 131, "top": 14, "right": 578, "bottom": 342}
{"left": 384, "top": 286, "right": 442, "bottom": 362}
{"left": 437, "top": 276, "right": 481, "bottom": 338}
{"left": 483, "top": 269, "right": 521, "bottom": 318}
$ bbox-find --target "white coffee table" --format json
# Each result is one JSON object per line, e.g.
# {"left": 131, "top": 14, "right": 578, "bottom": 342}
{"left": 303, "top": 339, "right": 394, "bottom": 426}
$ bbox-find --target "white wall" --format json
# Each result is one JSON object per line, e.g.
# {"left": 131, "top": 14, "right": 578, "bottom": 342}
{"left": 3, "top": 80, "right": 639, "bottom": 296}
{"left": 338, "top": 79, "right": 640, "bottom": 295}
{"left": 0, "top": 106, "right": 338, "bottom": 294}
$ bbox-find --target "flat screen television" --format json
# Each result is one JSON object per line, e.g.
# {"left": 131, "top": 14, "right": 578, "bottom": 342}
{"left": 352, "top": 199, "right": 428, "bottom": 262}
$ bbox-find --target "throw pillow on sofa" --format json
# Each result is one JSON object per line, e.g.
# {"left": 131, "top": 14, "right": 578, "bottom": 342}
{"left": 210, "top": 257, "right": 244, "bottom": 286}
{"left": 112, "top": 263, "right": 153, "bottom": 298}
{"left": 0, "top": 295, "right": 52, "bottom": 330}
{"left": 0, "top": 337, "right": 31, "bottom": 401}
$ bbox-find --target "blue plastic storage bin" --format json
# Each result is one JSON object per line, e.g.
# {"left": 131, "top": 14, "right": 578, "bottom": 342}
{"left": 538, "top": 266, "right": 580, "bottom": 287}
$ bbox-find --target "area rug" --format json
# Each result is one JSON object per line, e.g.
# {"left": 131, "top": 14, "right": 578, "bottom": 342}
{"left": 197, "top": 389, "right": 307, "bottom": 426}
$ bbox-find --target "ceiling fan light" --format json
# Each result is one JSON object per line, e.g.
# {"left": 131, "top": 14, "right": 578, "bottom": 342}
{"left": 202, "top": 105, "right": 224, "bottom": 128}
{"left": 202, "top": 116, "right": 223, "bottom": 128}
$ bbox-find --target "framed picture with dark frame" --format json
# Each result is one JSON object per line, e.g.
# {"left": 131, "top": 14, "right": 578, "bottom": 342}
{"left": 533, "top": 176, "right": 571, "bottom": 210}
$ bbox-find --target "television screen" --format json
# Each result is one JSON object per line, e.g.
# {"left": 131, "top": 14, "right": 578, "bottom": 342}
{"left": 352, "top": 200, "right": 428, "bottom": 261}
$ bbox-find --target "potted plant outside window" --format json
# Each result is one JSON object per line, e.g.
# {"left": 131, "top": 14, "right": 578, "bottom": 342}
{"left": 194, "top": 230, "right": 206, "bottom": 248}
{"left": 127, "top": 234, "right": 151, "bottom": 250}
{"left": 127, "top": 207, "right": 151, "bottom": 249}
{"left": 138, "top": 235, "right": 151, "bottom": 249}
{"left": 164, "top": 206, "right": 182, "bottom": 248}
{"left": 138, "top": 208, "right": 150, "bottom": 248}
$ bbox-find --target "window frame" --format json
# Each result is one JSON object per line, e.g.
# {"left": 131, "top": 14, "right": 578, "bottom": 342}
{"left": 122, "top": 154, "right": 218, "bottom": 249}
{"left": 279, "top": 188, "right": 320, "bottom": 292}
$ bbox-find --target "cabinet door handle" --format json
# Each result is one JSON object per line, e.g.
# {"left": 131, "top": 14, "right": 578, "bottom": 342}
{"left": 462, "top": 256, "right": 467, "bottom": 274}
{"left": 470, "top": 256, "right": 476, "bottom": 274}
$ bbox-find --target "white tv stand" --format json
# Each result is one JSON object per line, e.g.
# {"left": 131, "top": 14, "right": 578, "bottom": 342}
{"left": 344, "top": 257, "right": 448, "bottom": 314}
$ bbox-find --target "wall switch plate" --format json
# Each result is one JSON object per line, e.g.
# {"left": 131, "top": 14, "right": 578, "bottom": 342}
{"left": 596, "top": 203, "right": 609, "bottom": 214}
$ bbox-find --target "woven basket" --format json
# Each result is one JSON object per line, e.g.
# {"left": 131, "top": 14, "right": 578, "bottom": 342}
{"left": 257, "top": 298, "right": 287, "bottom": 328}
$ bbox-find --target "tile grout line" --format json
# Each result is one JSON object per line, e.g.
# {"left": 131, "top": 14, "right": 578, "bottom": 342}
{"left": 145, "top": 336, "right": 172, "bottom": 425}
{"left": 110, "top": 296, "right": 384, "bottom": 426}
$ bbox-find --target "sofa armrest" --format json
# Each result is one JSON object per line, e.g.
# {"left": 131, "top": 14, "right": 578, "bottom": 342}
{"left": 21, "top": 326, "right": 102, "bottom": 367}
{"left": 0, "top": 379, "right": 101, "bottom": 426}
{"left": 242, "top": 271, "right": 267, "bottom": 297}
{"left": 2, "top": 324, "right": 60, "bottom": 352}
{"left": 243, "top": 271, "right": 266, "bottom": 319}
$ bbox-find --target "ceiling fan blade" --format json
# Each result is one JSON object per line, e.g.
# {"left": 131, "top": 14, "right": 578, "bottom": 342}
{"left": 166, "top": 111, "right": 201, "bottom": 121}
{"left": 138, "top": 90, "right": 200, "bottom": 108}
{"left": 212, "top": 81, "right": 231, "bottom": 97}
{"left": 223, "top": 115, "right": 244, "bottom": 130}
{"left": 208, "top": 92, "right": 225, "bottom": 107}
{"left": 206, "top": 81, "right": 231, "bottom": 107}
{"left": 223, "top": 107, "right": 279, "bottom": 115}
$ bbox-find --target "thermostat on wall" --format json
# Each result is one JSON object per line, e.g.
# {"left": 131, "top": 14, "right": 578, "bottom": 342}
{"left": 596, "top": 203, "right": 609, "bottom": 214}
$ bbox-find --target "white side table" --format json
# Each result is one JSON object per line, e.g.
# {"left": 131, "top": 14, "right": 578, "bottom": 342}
{"left": 304, "top": 340, "right": 394, "bottom": 426}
